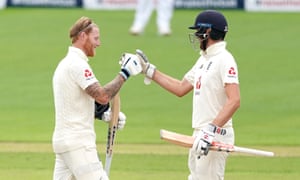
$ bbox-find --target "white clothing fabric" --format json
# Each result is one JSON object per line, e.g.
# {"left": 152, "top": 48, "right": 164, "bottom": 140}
{"left": 184, "top": 42, "right": 239, "bottom": 129}
{"left": 52, "top": 46, "right": 108, "bottom": 179}
{"left": 53, "top": 146, "right": 109, "bottom": 180}
{"left": 184, "top": 41, "right": 239, "bottom": 179}
{"left": 130, "top": 0, "right": 174, "bottom": 34}
{"left": 52, "top": 46, "right": 98, "bottom": 153}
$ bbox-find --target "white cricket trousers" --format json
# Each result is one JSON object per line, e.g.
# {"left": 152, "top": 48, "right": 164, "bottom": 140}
{"left": 188, "top": 127, "right": 234, "bottom": 180}
{"left": 53, "top": 146, "right": 108, "bottom": 180}
{"left": 131, "top": 0, "right": 174, "bottom": 33}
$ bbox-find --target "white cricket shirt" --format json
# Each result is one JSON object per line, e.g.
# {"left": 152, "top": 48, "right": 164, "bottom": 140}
{"left": 184, "top": 42, "right": 239, "bottom": 129}
{"left": 52, "top": 46, "right": 98, "bottom": 153}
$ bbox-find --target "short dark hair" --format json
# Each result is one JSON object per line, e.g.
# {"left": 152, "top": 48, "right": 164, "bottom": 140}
{"left": 210, "top": 29, "right": 226, "bottom": 40}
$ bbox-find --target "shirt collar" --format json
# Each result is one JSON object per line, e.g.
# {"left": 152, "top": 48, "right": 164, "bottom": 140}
{"left": 68, "top": 46, "right": 89, "bottom": 62}
{"left": 200, "top": 41, "right": 227, "bottom": 58}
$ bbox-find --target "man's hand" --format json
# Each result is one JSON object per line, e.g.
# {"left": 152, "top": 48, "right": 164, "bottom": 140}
{"left": 102, "top": 108, "right": 126, "bottom": 130}
{"left": 135, "top": 49, "right": 156, "bottom": 85}
{"left": 192, "top": 123, "right": 217, "bottom": 157}
{"left": 119, "top": 53, "right": 142, "bottom": 80}
{"left": 95, "top": 102, "right": 110, "bottom": 119}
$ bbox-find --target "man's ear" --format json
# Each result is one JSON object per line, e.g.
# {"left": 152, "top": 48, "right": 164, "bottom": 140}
{"left": 206, "top": 28, "right": 212, "bottom": 34}
{"left": 78, "top": 31, "right": 87, "bottom": 40}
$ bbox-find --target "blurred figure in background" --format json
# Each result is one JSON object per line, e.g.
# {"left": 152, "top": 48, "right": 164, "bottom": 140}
{"left": 129, "top": 0, "right": 174, "bottom": 36}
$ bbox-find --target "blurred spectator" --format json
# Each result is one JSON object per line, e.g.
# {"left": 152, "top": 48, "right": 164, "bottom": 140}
{"left": 129, "top": 0, "right": 174, "bottom": 36}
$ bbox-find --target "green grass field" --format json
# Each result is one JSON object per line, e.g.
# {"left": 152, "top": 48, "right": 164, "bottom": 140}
{"left": 0, "top": 8, "right": 299, "bottom": 179}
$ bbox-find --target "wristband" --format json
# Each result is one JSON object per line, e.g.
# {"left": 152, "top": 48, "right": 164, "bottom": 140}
{"left": 207, "top": 123, "right": 217, "bottom": 133}
{"left": 207, "top": 123, "right": 226, "bottom": 135}
{"left": 119, "top": 68, "right": 130, "bottom": 80}
{"left": 146, "top": 64, "right": 156, "bottom": 78}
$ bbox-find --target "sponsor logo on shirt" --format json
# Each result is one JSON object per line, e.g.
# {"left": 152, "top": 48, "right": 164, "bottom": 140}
{"left": 195, "top": 76, "right": 202, "bottom": 95}
{"left": 227, "top": 67, "right": 237, "bottom": 78}
{"left": 84, "top": 69, "right": 94, "bottom": 80}
{"left": 196, "top": 76, "right": 202, "bottom": 89}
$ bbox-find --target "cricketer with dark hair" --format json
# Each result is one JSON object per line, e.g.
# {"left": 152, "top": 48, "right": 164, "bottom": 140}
{"left": 136, "top": 10, "right": 241, "bottom": 179}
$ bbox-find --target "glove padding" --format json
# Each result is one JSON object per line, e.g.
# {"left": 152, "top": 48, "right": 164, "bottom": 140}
{"left": 135, "top": 49, "right": 156, "bottom": 85}
{"left": 119, "top": 53, "right": 142, "bottom": 80}
{"left": 192, "top": 123, "right": 217, "bottom": 157}
{"left": 95, "top": 102, "right": 126, "bottom": 130}
{"left": 101, "top": 108, "right": 126, "bottom": 130}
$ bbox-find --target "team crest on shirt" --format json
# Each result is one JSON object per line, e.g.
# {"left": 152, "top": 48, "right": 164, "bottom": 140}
{"left": 84, "top": 69, "right": 94, "bottom": 80}
{"left": 206, "top": 61, "right": 213, "bottom": 71}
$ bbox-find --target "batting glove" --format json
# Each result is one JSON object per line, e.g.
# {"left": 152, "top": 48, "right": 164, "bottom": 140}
{"left": 95, "top": 102, "right": 110, "bottom": 119}
{"left": 192, "top": 123, "right": 217, "bottom": 157}
{"left": 102, "top": 108, "right": 126, "bottom": 130}
{"left": 135, "top": 49, "right": 156, "bottom": 85}
{"left": 119, "top": 53, "right": 142, "bottom": 80}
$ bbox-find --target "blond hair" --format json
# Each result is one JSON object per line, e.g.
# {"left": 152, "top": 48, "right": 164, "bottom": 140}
{"left": 69, "top": 16, "right": 97, "bottom": 43}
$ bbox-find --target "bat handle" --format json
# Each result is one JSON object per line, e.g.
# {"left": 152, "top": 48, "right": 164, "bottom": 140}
{"left": 105, "top": 154, "right": 112, "bottom": 176}
{"left": 234, "top": 146, "right": 275, "bottom": 157}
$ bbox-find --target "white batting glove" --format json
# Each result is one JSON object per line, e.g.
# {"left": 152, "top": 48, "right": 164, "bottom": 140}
{"left": 135, "top": 49, "right": 156, "bottom": 85}
{"left": 192, "top": 123, "right": 217, "bottom": 157}
{"left": 119, "top": 53, "right": 142, "bottom": 80}
{"left": 102, "top": 109, "right": 126, "bottom": 130}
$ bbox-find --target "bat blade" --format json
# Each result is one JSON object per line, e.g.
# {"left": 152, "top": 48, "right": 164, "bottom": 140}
{"left": 160, "top": 129, "right": 274, "bottom": 157}
{"left": 160, "top": 129, "right": 194, "bottom": 148}
{"left": 105, "top": 93, "right": 120, "bottom": 176}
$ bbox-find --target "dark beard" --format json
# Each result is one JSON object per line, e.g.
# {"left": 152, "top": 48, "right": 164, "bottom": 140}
{"left": 200, "top": 39, "right": 208, "bottom": 51}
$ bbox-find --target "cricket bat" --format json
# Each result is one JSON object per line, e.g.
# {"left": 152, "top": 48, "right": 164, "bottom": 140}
{"left": 160, "top": 129, "right": 274, "bottom": 157}
{"left": 105, "top": 93, "right": 120, "bottom": 176}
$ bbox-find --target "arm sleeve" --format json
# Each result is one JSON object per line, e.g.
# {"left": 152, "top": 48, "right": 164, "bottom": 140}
{"left": 69, "top": 61, "right": 99, "bottom": 90}
{"left": 221, "top": 54, "right": 239, "bottom": 85}
{"left": 184, "top": 59, "right": 201, "bottom": 85}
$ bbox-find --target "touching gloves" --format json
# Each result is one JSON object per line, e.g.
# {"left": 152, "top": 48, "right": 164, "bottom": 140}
{"left": 119, "top": 53, "right": 142, "bottom": 80}
{"left": 135, "top": 49, "right": 156, "bottom": 85}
